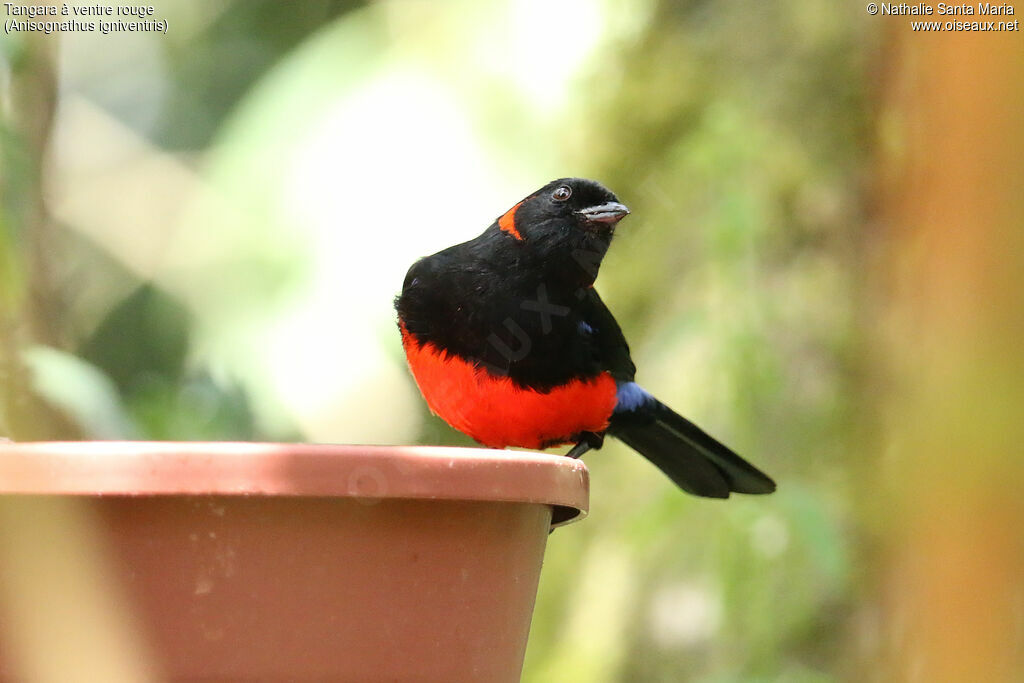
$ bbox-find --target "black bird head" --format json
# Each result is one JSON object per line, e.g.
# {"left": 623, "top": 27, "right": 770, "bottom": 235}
{"left": 493, "top": 178, "right": 629, "bottom": 285}
{"left": 499, "top": 177, "right": 629, "bottom": 240}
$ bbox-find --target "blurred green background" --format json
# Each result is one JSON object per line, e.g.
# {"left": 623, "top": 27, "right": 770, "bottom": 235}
{"left": 2, "top": 1, "right": 1021, "bottom": 681}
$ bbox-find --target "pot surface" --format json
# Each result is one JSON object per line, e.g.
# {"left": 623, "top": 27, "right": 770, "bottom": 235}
{"left": 0, "top": 443, "right": 589, "bottom": 681}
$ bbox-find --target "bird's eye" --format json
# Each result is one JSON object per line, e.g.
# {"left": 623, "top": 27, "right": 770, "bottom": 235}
{"left": 552, "top": 185, "right": 572, "bottom": 201}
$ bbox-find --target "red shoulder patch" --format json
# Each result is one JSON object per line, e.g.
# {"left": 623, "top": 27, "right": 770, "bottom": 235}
{"left": 497, "top": 201, "right": 524, "bottom": 241}
{"left": 400, "top": 324, "right": 616, "bottom": 449}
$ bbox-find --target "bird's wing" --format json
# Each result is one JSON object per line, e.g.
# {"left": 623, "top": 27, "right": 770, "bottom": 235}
{"left": 579, "top": 288, "right": 636, "bottom": 382}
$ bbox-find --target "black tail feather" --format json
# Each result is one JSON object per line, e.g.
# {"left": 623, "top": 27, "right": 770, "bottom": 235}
{"left": 609, "top": 399, "right": 776, "bottom": 498}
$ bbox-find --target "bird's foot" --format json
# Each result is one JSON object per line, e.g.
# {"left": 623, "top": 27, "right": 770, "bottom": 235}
{"left": 565, "top": 442, "right": 590, "bottom": 459}
{"left": 566, "top": 432, "right": 604, "bottom": 459}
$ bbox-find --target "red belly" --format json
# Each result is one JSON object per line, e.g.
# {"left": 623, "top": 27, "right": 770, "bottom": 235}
{"left": 401, "top": 326, "right": 617, "bottom": 449}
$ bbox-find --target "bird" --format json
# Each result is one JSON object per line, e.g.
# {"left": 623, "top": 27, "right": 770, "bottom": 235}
{"left": 395, "top": 178, "right": 775, "bottom": 498}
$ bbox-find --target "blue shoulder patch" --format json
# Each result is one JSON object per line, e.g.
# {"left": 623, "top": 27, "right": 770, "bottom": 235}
{"left": 578, "top": 320, "right": 594, "bottom": 335}
{"left": 614, "top": 381, "right": 653, "bottom": 413}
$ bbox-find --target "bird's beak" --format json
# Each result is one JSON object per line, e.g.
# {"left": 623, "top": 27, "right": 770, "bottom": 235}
{"left": 577, "top": 202, "right": 630, "bottom": 225}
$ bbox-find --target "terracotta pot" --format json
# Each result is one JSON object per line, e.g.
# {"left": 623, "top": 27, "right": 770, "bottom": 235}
{"left": 0, "top": 442, "right": 588, "bottom": 681}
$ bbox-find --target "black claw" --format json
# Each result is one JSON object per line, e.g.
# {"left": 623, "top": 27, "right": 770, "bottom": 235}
{"left": 566, "top": 441, "right": 591, "bottom": 459}
{"left": 566, "top": 431, "right": 604, "bottom": 459}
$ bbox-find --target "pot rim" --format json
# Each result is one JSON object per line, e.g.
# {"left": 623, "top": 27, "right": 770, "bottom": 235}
{"left": 0, "top": 442, "right": 588, "bottom": 526}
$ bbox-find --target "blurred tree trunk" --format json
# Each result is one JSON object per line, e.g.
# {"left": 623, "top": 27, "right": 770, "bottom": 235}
{"left": 871, "top": 27, "right": 1024, "bottom": 682}
{"left": 0, "top": 34, "right": 80, "bottom": 439}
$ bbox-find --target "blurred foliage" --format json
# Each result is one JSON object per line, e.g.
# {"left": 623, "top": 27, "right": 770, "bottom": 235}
{"left": 154, "top": 0, "right": 365, "bottom": 149}
{"left": 1, "top": 0, "right": 1020, "bottom": 681}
